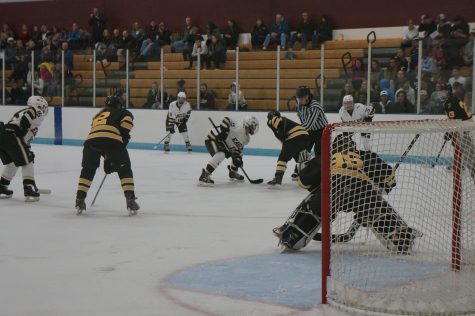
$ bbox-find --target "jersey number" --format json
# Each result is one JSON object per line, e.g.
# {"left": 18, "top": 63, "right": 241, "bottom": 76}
{"left": 92, "top": 112, "right": 111, "bottom": 126}
{"left": 332, "top": 152, "right": 364, "bottom": 169}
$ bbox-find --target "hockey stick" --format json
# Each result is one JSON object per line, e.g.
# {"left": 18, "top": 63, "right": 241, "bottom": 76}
{"left": 393, "top": 133, "right": 420, "bottom": 171}
{"left": 431, "top": 138, "right": 449, "bottom": 168}
{"left": 152, "top": 120, "right": 186, "bottom": 150}
{"left": 208, "top": 117, "right": 263, "bottom": 184}
{"left": 90, "top": 174, "right": 107, "bottom": 207}
{"left": 38, "top": 189, "right": 52, "bottom": 195}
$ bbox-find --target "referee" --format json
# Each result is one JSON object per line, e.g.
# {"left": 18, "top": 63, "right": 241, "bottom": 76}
{"left": 295, "top": 86, "right": 328, "bottom": 156}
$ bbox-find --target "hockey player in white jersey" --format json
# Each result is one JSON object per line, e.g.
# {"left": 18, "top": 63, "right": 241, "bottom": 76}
{"left": 0, "top": 96, "right": 48, "bottom": 201}
{"left": 339, "top": 94, "right": 375, "bottom": 150}
{"left": 199, "top": 116, "right": 259, "bottom": 186}
{"left": 164, "top": 92, "right": 192, "bottom": 152}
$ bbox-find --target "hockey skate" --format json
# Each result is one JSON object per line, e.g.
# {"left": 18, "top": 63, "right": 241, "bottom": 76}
{"left": 186, "top": 141, "right": 192, "bottom": 153}
{"left": 267, "top": 174, "right": 283, "bottom": 188}
{"left": 228, "top": 165, "right": 244, "bottom": 182}
{"left": 164, "top": 142, "right": 170, "bottom": 153}
{"left": 0, "top": 185, "right": 13, "bottom": 199}
{"left": 125, "top": 192, "right": 140, "bottom": 216}
{"left": 272, "top": 223, "right": 289, "bottom": 238}
{"left": 75, "top": 198, "right": 86, "bottom": 215}
{"left": 198, "top": 169, "right": 214, "bottom": 186}
{"left": 24, "top": 184, "right": 40, "bottom": 202}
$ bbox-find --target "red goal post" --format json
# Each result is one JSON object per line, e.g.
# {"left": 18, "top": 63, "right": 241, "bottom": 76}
{"left": 320, "top": 119, "right": 475, "bottom": 315}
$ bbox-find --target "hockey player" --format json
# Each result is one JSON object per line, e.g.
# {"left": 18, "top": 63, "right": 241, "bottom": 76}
{"left": 199, "top": 116, "right": 259, "bottom": 186}
{"left": 75, "top": 95, "right": 139, "bottom": 216}
{"left": 266, "top": 111, "right": 309, "bottom": 186}
{"left": 339, "top": 94, "right": 375, "bottom": 150}
{"left": 274, "top": 134, "right": 421, "bottom": 254}
{"left": 164, "top": 91, "right": 192, "bottom": 153}
{"left": 0, "top": 96, "right": 48, "bottom": 201}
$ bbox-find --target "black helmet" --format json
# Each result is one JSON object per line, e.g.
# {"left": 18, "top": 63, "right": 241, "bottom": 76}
{"left": 332, "top": 134, "right": 356, "bottom": 154}
{"left": 267, "top": 110, "right": 281, "bottom": 120}
{"left": 105, "top": 95, "right": 123, "bottom": 109}
{"left": 295, "top": 85, "right": 311, "bottom": 98}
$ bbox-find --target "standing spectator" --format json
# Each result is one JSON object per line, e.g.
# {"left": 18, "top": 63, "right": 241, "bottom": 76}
{"left": 18, "top": 24, "right": 31, "bottom": 45}
{"left": 351, "top": 57, "right": 367, "bottom": 91}
{"left": 448, "top": 67, "right": 466, "bottom": 87}
{"left": 418, "top": 14, "right": 437, "bottom": 49}
{"left": 67, "top": 23, "right": 82, "bottom": 50}
{"left": 250, "top": 18, "right": 268, "bottom": 50}
{"left": 206, "top": 34, "right": 226, "bottom": 69}
{"left": 388, "top": 90, "right": 416, "bottom": 113}
{"left": 315, "top": 15, "right": 333, "bottom": 46}
{"left": 199, "top": 83, "right": 216, "bottom": 110}
{"left": 223, "top": 19, "right": 240, "bottom": 50}
{"left": 401, "top": 19, "right": 418, "bottom": 49}
{"left": 182, "top": 27, "right": 199, "bottom": 62}
{"left": 227, "top": 82, "right": 247, "bottom": 110}
{"left": 436, "top": 14, "right": 451, "bottom": 38}
{"left": 172, "top": 17, "right": 195, "bottom": 53}
{"left": 290, "top": 12, "right": 315, "bottom": 51}
{"left": 187, "top": 36, "right": 208, "bottom": 69}
{"left": 88, "top": 7, "right": 106, "bottom": 44}
{"left": 463, "top": 28, "right": 475, "bottom": 66}
{"left": 262, "top": 14, "right": 289, "bottom": 50}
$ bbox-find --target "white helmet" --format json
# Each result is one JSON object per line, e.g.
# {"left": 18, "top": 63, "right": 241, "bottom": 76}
{"left": 342, "top": 94, "right": 354, "bottom": 111}
{"left": 244, "top": 116, "right": 259, "bottom": 135}
{"left": 27, "top": 96, "right": 49, "bottom": 116}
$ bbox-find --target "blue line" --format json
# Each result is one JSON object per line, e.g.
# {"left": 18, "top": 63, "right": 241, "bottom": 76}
{"left": 32, "top": 137, "right": 453, "bottom": 165}
{"left": 53, "top": 107, "right": 62, "bottom": 145}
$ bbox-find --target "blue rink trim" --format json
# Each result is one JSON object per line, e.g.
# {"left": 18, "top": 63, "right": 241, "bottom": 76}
{"left": 166, "top": 253, "right": 447, "bottom": 309}
{"left": 33, "top": 137, "right": 453, "bottom": 165}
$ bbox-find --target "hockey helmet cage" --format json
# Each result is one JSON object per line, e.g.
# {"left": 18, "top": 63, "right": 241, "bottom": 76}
{"left": 295, "top": 85, "right": 311, "bottom": 98}
{"left": 244, "top": 115, "right": 259, "bottom": 135}
{"left": 342, "top": 94, "right": 354, "bottom": 104}
{"left": 332, "top": 134, "right": 356, "bottom": 154}
{"left": 105, "top": 95, "right": 123, "bottom": 109}
{"left": 267, "top": 110, "right": 281, "bottom": 121}
{"left": 27, "top": 95, "right": 49, "bottom": 116}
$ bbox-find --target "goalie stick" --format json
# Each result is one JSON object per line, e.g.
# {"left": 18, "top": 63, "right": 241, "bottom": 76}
{"left": 315, "top": 133, "right": 421, "bottom": 243}
{"left": 208, "top": 117, "right": 263, "bottom": 184}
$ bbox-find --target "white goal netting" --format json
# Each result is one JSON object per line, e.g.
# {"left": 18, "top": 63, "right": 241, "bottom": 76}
{"left": 322, "top": 120, "right": 475, "bottom": 316}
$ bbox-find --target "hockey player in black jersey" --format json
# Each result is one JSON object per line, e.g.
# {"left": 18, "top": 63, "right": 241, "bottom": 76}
{"left": 0, "top": 96, "right": 48, "bottom": 201}
{"left": 75, "top": 95, "right": 139, "bottom": 215}
{"left": 199, "top": 116, "right": 259, "bottom": 186}
{"left": 274, "top": 134, "right": 421, "bottom": 254}
{"left": 266, "top": 111, "right": 309, "bottom": 186}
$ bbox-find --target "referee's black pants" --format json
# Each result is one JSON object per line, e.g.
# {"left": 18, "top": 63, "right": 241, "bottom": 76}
{"left": 307, "top": 129, "right": 324, "bottom": 157}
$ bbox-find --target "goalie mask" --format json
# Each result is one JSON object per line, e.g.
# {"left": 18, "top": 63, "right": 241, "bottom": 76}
{"left": 244, "top": 115, "right": 259, "bottom": 135}
{"left": 27, "top": 95, "right": 49, "bottom": 116}
{"left": 332, "top": 134, "right": 356, "bottom": 154}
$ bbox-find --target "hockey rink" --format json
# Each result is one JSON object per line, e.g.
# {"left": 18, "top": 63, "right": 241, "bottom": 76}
{"left": 0, "top": 144, "right": 358, "bottom": 316}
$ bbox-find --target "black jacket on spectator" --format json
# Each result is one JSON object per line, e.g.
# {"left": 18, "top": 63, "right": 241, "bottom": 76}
{"left": 387, "top": 100, "right": 416, "bottom": 113}
{"left": 296, "top": 20, "right": 315, "bottom": 37}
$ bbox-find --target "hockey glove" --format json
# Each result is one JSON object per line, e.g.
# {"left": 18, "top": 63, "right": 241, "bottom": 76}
{"left": 231, "top": 153, "right": 243, "bottom": 168}
{"left": 167, "top": 124, "right": 175, "bottom": 134}
{"left": 383, "top": 172, "right": 396, "bottom": 193}
{"left": 217, "top": 126, "right": 229, "bottom": 142}
{"left": 103, "top": 158, "right": 116, "bottom": 174}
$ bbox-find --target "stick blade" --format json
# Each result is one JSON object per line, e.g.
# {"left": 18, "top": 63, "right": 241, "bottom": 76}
{"left": 38, "top": 189, "right": 51, "bottom": 195}
{"left": 249, "top": 178, "right": 264, "bottom": 184}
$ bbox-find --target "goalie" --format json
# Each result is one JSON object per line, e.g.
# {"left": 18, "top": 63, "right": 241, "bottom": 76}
{"left": 274, "top": 134, "right": 422, "bottom": 254}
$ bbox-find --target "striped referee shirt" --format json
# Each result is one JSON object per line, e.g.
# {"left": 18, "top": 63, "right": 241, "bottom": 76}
{"left": 296, "top": 99, "right": 328, "bottom": 131}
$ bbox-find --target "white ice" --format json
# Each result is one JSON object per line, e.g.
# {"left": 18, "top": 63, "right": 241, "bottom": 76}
{"left": 0, "top": 145, "right": 353, "bottom": 316}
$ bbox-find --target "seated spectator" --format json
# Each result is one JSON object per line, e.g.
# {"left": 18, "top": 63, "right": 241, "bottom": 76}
{"left": 223, "top": 19, "right": 240, "bottom": 50}
{"left": 290, "top": 12, "right": 315, "bottom": 51}
{"left": 401, "top": 19, "right": 418, "bottom": 48}
{"left": 10, "top": 79, "right": 29, "bottom": 105}
{"left": 394, "top": 48, "right": 409, "bottom": 71}
{"left": 370, "top": 59, "right": 384, "bottom": 90}
{"left": 18, "top": 24, "right": 31, "bottom": 45}
{"left": 388, "top": 90, "right": 416, "bottom": 113}
{"left": 448, "top": 15, "right": 469, "bottom": 48}
{"left": 0, "top": 86, "right": 13, "bottom": 104}
{"left": 46, "top": 63, "right": 61, "bottom": 97}
{"left": 384, "top": 57, "right": 398, "bottom": 83}
{"left": 379, "top": 78, "right": 395, "bottom": 102}
{"left": 355, "top": 80, "right": 376, "bottom": 103}
{"left": 463, "top": 28, "right": 475, "bottom": 66}
{"left": 31, "top": 71, "right": 45, "bottom": 96}
{"left": 429, "top": 81, "right": 447, "bottom": 113}
{"left": 373, "top": 90, "right": 393, "bottom": 114}
{"left": 172, "top": 17, "right": 195, "bottom": 53}
{"left": 138, "top": 21, "right": 163, "bottom": 61}
{"left": 9, "top": 55, "right": 28, "bottom": 83}
{"left": 340, "top": 82, "right": 355, "bottom": 101}
{"left": 38, "top": 63, "right": 53, "bottom": 85}
{"left": 95, "top": 29, "right": 114, "bottom": 62}
{"left": 262, "top": 14, "right": 289, "bottom": 50}
{"left": 31, "top": 25, "right": 41, "bottom": 47}
{"left": 205, "top": 21, "right": 220, "bottom": 45}
{"left": 206, "top": 34, "right": 226, "bottom": 69}
{"left": 448, "top": 66, "right": 466, "bottom": 87}
{"left": 182, "top": 26, "right": 199, "bottom": 62}
{"left": 315, "top": 15, "right": 333, "bottom": 46}
{"left": 5, "top": 37, "right": 18, "bottom": 69}
{"left": 227, "top": 82, "right": 247, "bottom": 110}
{"left": 421, "top": 49, "right": 438, "bottom": 75}
{"left": 157, "top": 22, "right": 172, "bottom": 46}
{"left": 351, "top": 57, "right": 367, "bottom": 90}
{"left": 117, "top": 30, "right": 136, "bottom": 65}
{"left": 418, "top": 90, "right": 435, "bottom": 114}
{"left": 130, "top": 22, "right": 145, "bottom": 51}
{"left": 67, "top": 23, "right": 82, "bottom": 50}
{"left": 436, "top": 14, "right": 451, "bottom": 39}
{"left": 251, "top": 18, "right": 268, "bottom": 50}
{"left": 58, "top": 41, "right": 74, "bottom": 69}
{"left": 187, "top": 36, "right": 208, "bottom": 69}
{"left": 395, "top": 69, "right": 408, "bottom": 90}
{"left": 199, "top": 83, "right": 216, "bottom": 110}
{"left": 144, "top": 81, "right": 163, "bottom": 109}
{"left": 395, "top": 79, "right": 415, "bottom": 104}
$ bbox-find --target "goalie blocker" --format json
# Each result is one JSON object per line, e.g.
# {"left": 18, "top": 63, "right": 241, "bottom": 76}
{"left": 275, "top": 135, "right": 422, "bottom": 254}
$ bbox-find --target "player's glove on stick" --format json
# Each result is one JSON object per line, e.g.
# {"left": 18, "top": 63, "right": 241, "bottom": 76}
{"left": 103, "top": 158, "right": 116, "bottom": 174}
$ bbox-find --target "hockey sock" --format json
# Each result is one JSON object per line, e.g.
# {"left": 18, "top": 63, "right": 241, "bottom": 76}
{"left": 208, "top": 152, "right": 225, "bottom": 171}
{"left": 120, "top": 177, "right": 135, "bottom": 193}
{"left": 275, "top": 160, "right": 287, "bottom": 176}
{"left": 77, "top": 177, "right": 93, "bottom": 197}
{"left": 21, "top": 162, "right": 35, "bottom": 183}
{"left": 165, "top": 134, "right": 172, "bottom": 144}
{"left": 1, "top": 163, "right": 19, "bottom": 184}
{"left": 206, "top": 164, "right": 215, "bottom": 174}
{"left": 181, "top": 132, "right": 190, "bottom": 143}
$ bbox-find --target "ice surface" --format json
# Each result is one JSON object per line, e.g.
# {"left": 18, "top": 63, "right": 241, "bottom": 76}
{"left": 0, "top": 145, "right": 354, "bottom": 316}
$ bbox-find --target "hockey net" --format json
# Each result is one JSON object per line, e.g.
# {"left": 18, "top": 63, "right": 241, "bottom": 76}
{"left": 320, "top": 120, "right": 475, "bottom": 316}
